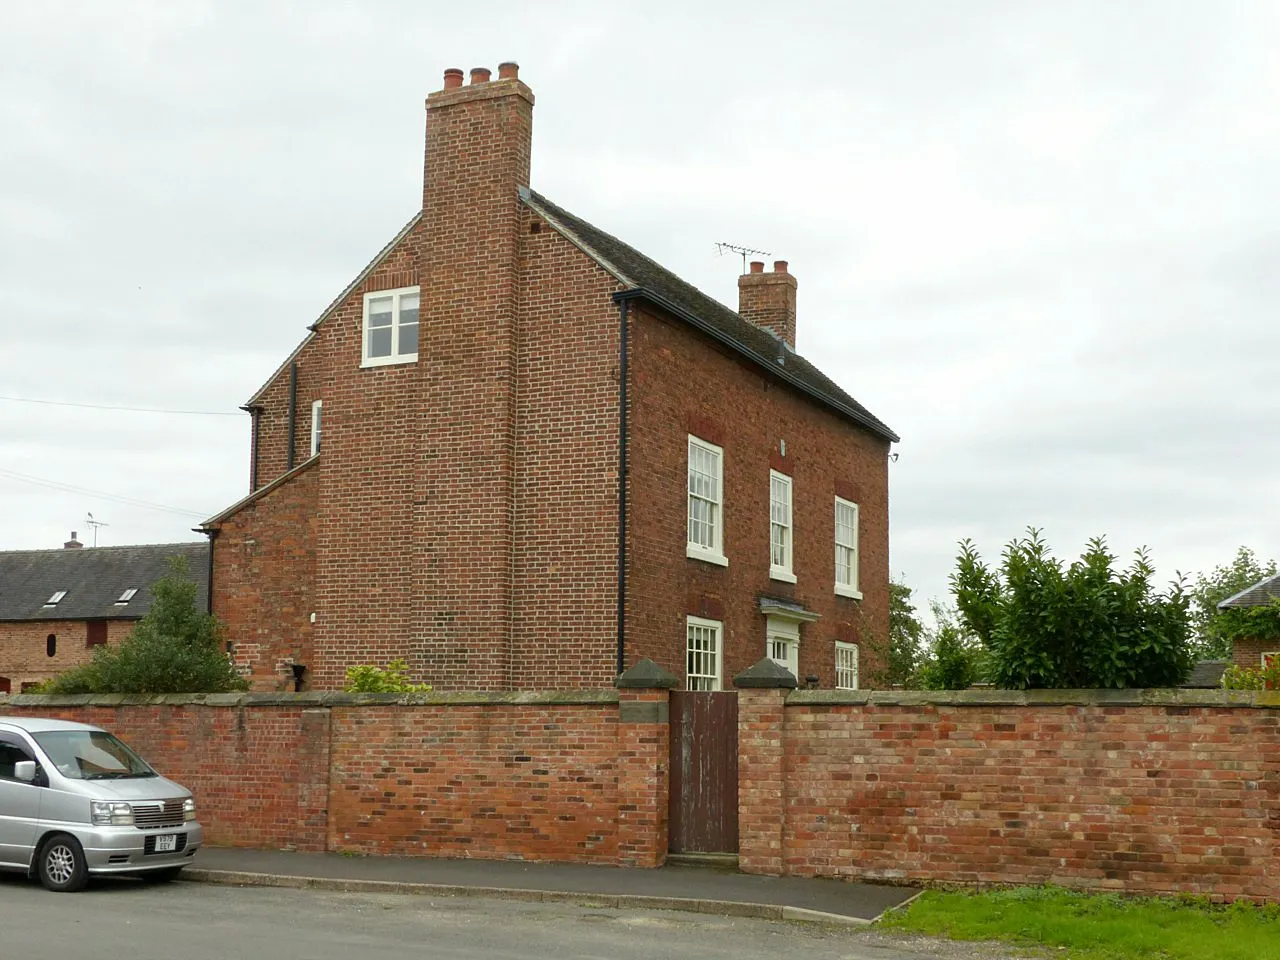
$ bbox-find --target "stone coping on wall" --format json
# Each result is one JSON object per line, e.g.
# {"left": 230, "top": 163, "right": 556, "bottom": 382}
{"left": 0, "top": 690, "right": 622, "bottom": 709}
{"left": 787, "top": 687, "right": 1280, "bottom": 708}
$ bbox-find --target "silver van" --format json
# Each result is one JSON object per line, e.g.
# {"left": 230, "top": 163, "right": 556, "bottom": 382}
{"left": 0, "top": 717, "right": 202, "bottom": 891}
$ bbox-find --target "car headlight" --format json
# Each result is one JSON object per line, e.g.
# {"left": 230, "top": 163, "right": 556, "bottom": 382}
{"left": 91, "top": 801, "right": 134, "bottom": 826}
{"left": 183, "top": 797, "right": 196, "bottom": 822}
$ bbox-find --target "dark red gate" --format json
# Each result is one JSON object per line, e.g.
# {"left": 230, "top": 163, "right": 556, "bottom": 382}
{"left": 668, "top": 690, "right": 738, "bottom": 853}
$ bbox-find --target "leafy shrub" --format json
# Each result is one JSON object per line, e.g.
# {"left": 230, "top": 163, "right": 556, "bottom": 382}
{"left": 1221, "top": 661, "right": 1280, "bottom": 690}
{"left": 343, "top": 659, "right": 432, "bottom": 693}
{"left": 951, "top": 529, "right": 1193, "bottom": 690}
{"left": 45, "top": 557, "right": 246, "bottom": 695}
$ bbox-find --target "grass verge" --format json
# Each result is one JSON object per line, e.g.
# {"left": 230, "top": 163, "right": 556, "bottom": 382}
{"left": 878, "top": 885, "right": 1280, "bottom": 960}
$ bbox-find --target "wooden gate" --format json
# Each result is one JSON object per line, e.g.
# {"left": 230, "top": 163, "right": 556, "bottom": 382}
{"left": 668, "top": 690, "right": 738, "bottom": 853}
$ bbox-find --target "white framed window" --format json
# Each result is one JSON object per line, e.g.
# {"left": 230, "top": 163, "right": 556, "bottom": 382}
{"left": 686, "top": 616, "right": 723, "bottom": 691}
{"left": 766, "top": 617, "right": 800, "bottom": 680}
{"left": 687, "top": 436, "right": 727, "bottom": 566}
{"left": 310, "top": 400, "right": 323, "bottom": 456}
{"left": 769, "top": 470, "right": 795, "bottom": 582}
{"left": 834, "top": 497, "right": 861, "bottom": 599}
{"left": 836, "top": 641, "right": 859, "bottom": 690}
{"left": 114, "top": 588, "right": 138, "bottom": 606}
{"left": 361, "top": 286, "right": 420, "bottom": 367}
{"left": 43, "top": 591, "right": 67, "bottom": 608}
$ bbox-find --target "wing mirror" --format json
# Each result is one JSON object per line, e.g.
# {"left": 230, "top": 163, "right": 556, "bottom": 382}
{"left": 13, "top": 760, "right": 36, "bottom": 783}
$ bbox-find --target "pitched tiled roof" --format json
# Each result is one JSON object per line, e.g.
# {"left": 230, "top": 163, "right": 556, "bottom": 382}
{"left": 1181, "top": 660, "right": 1227, "bottom": 689}
{"left": 1217, "top": 573, "right": 1280, "bottom": 610}
{"left": 521, "top": 189, "right": 899, "bottom": 443}
{"left": 0, "top": 542, "right": 208, "bottom": 622}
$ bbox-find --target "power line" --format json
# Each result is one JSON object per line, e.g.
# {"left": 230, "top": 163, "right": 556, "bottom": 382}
{"left": 0, "top": 468, "right": 210, "bottom": 518}
{"left": 0, "top": 395, "right": 241, "bottom": 416}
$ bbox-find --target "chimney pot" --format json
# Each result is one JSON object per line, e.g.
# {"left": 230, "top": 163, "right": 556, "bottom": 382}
{"left": 470, "top": 67, "right": 492, "bottom": 85}
{"left": 774, "top": 260, "right": 788, "bottom": 274}
{"left": 442, "top": 67, "right": 464, "bottom": 90}
{"left": 749, "top": 260, "right": 765, "bottom": 274}
{"left": 64, "top": 531, "right": 83, "bottom": 549}
{"left": 498, "top": 61, "right": 519, "bottom": 80}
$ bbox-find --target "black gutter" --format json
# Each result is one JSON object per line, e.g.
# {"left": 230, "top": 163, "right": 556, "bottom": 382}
{"left": 286, "top": 361, "right": 298, "bottom": 470}
{"left": 612, "top": 287, "right": 900, "bottom": 443}
{"left": 612, "top": 294, "right": 630, "bottom": 677}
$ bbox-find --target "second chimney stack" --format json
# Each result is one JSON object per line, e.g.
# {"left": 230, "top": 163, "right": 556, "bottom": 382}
{"left": 738, "top": 261, "right": 798, "bottom": 349}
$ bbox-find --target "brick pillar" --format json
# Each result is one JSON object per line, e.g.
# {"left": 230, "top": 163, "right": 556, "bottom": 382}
{"left": 734, "top": 657, "right": 796, "bottom": 875}
{"left": 616, "top": 658, "right": 677, "bottom": 867}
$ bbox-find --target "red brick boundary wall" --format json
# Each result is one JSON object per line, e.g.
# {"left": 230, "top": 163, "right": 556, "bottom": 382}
{"left": 739, "top": 688, "right": 1280, "bottom": 901}
{"left": 0, "top": 689, "right": 668, "bottom": 867}
{"left": 4, "top": 686, "right": 1278, "bottom": 898}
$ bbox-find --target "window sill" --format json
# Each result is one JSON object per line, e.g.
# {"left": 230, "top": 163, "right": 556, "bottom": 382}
{"left": 360, "top": 353, "right": 418, "bottom": 369}
{"left": 687, "top": 545, "right": 729, "bottom": 567}
{"left": 769, "top": 569, "right": 797, "bottom": 584}
{"left": 835, "top": 585, "right": 863, "bottom": 600}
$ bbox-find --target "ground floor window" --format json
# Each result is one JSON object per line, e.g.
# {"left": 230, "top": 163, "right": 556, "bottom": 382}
{"left": 686, "top": 616, "right": 723, "bottom": 691}
{"left": 836, "top": 641, "right": 859, "bottom": 690}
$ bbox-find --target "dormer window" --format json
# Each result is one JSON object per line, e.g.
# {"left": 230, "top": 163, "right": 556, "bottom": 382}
{"left": 115, "top": 589, "right": 138, "bottom": 605}
{"left": 43, "top": 590, "right": 67, "bottom": 607}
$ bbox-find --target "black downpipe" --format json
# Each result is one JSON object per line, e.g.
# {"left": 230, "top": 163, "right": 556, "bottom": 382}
{"left": 249, "top": 407, "right": 260, "bottom": 489}
{"left": 286, "top": 361, "right": 298, "bottom": 471}
{"left": 615, "top": 298, "right": 630, "bottom": 677}
{"left": 203, "top": 529, "right": 218, "bottom": 615}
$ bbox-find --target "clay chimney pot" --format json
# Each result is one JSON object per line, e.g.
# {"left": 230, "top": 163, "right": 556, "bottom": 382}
{"left": 498, "top": 61, "right": 519, "bottom": 80}
{"left": 442, "top": 68, "right": 464, "bottom": 90}
{"left": 470, "top": 67, "right": 492, "bottom": 85}
{"left": 749, "top": 260, "right": 765, "bottom": 274}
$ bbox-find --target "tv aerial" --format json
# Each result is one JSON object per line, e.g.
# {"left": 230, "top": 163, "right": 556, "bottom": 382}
{"left": 85, "top": 512, "right": 109, "bottom": 547}
{"left": 715, "top": 242, "right": 771, "bottom": 273}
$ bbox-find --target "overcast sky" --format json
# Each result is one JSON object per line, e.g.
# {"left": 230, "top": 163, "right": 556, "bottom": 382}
{"left": 2, "top": 0, "right": 1276, "bottom": 614}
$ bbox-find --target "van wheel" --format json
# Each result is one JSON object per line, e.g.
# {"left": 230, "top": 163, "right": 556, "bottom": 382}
{"left": 37, "top": 834, "right": 88, "bottom": 892}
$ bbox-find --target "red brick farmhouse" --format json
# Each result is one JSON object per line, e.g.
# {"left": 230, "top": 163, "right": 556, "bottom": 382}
{"left": 202, "top": 63, "right": 898, "bottom": 692}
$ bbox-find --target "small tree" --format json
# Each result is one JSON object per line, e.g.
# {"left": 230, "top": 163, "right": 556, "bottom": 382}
{"left": 1189, "top": 546, "right": 1279, "bottom": 659}
{"left": 916, "top": 603, "right": 985, "bottom": 691}
{"left": 951, "top": 529, "right": 1193, "bottom": 690}
{"left": 885, "top": 578, "right": 926, "bottom": 687}
{"left": 45, "top": 557, "right": 247, "bottom": 694}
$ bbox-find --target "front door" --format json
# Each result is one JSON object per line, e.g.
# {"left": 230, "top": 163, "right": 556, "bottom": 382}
{"left": 0, "top": 733, "right": 41, "bottom": 867}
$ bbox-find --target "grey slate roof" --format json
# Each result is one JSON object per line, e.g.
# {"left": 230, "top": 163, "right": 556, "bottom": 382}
{"left": 521, "top": 189, "right": 899, "bottom": 443}
{"left": 1218, "top": 573, "right": 1280, "bottom": 610}
{"left": 0, "top": 542, "right": 208, "bottom": 622}
{"left": 1181, "top": 660, "right": 1228, "bottom": 689}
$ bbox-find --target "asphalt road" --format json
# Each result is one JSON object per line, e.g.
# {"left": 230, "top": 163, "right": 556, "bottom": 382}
{"left": 0, "top": 874, "right": 1024, "bottom": 960}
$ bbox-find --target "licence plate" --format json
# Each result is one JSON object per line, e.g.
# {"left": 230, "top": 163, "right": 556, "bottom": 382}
{"left": 154, "top": 834, "right": 177, "bottom": 853}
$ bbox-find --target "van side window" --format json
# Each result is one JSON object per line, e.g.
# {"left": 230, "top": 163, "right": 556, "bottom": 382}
{"left": 0, "top": 734, "right": 35, "bottom": 781}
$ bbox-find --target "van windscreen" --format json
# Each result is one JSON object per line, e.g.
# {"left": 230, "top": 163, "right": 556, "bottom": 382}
{"left": 31, "top": 730, "right": 155, "bottom": 780}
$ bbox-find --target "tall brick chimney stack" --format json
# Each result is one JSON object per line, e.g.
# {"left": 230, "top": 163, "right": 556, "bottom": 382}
{"left": 63, "top": 531, "right": 83, "bottom": 549}
{"left": 414, "top": 62, "right": 534, "bottom": 688}
{"left": 738, "top": 260, "right": 798, "bottom": 349}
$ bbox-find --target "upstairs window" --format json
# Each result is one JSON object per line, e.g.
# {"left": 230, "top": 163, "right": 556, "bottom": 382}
{"left": 834, "top": 497, "right": 861, "bottom": 599}
{"left": 310, "top": 399, "right": 323, "bottom": 456}
{"left": 361, "top": 287, "right": 419, "bottom": 367}
{"left": 687, "top": 436, "right": 726, "bottom": 566}
{"left": 43, "top": 591, "right": 67, "bottom": 608}
{"left": 769, "top": 471, "right": 794, "bottom": 582}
